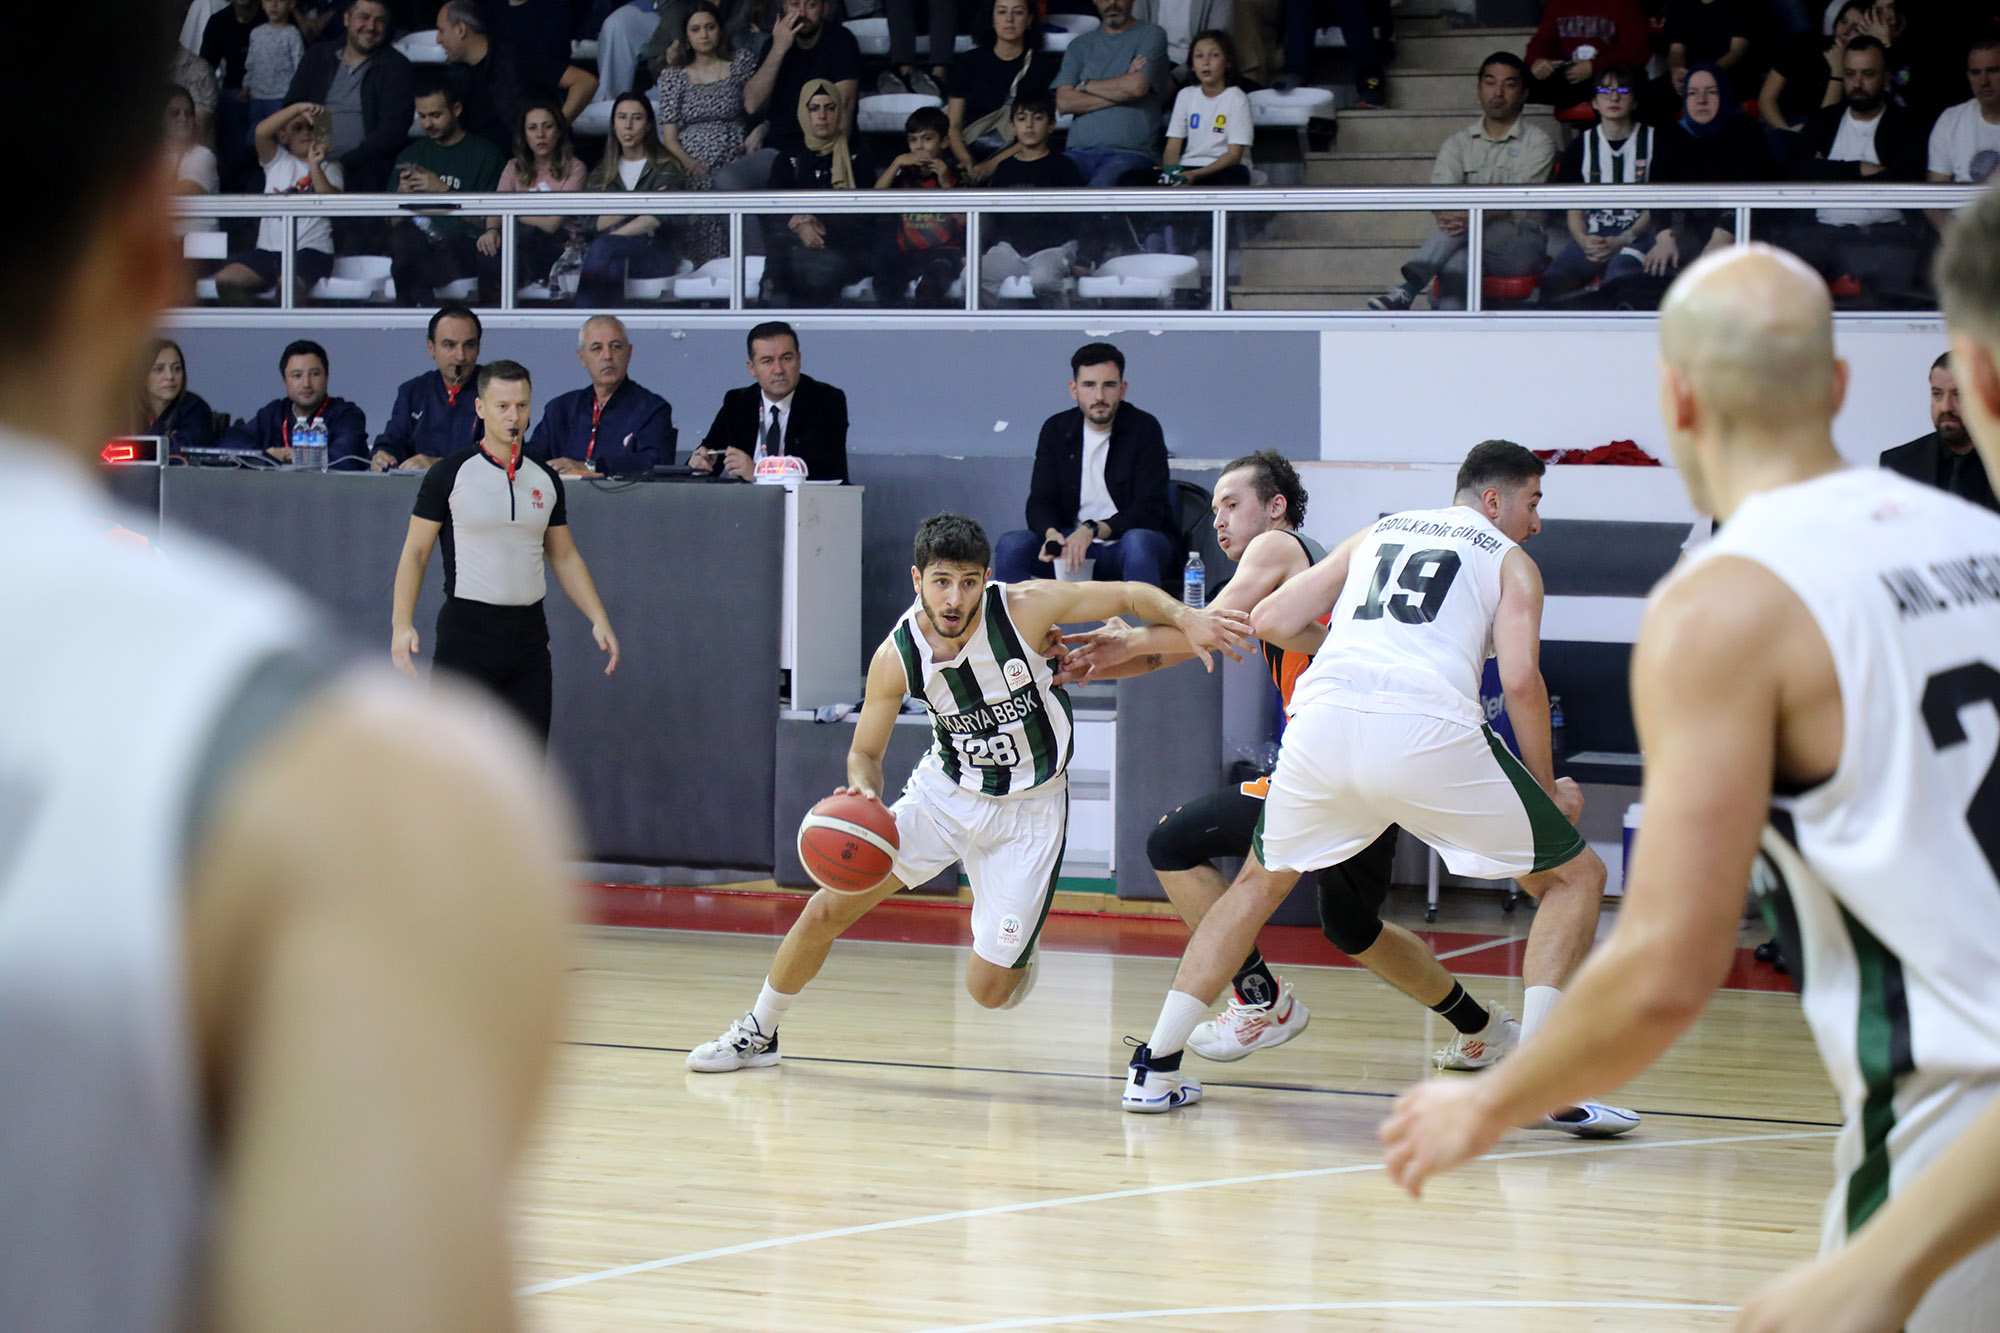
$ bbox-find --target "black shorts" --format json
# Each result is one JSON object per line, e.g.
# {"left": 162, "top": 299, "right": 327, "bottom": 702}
{"left": 432, "top": 596, "right": 552, "bottom": 743}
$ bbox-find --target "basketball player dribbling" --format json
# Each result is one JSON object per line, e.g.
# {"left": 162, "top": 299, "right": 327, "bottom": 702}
{"left": 1, "top": 8, "right": 573, "bottom": 1327}
{"left": 1383, "top": 230, "right": 2000, "bottom": 1332}
{"left": 687, "top": 514, "right": 1251, "bottom": 1070}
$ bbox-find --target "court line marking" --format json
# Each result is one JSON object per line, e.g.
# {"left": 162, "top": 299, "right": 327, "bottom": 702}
{"left": 905, "top": 1299, "right": 1739, "bottom": 1332}
{"left": 564, "top": 1041, "right": 1845, "bottom": 1130}
{"left": 1434, "top": 935, "right": 1526, "bottom": 961}
{"left": 519, "top": 1127, "right": 1835, "bottom": 1298}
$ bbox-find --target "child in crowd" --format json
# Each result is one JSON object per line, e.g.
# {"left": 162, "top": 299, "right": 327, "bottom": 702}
{"left": 979, "top": 93, "right": 1090, "bottom": 305}
{"left": 873, "top": 105, "right": 965, "bottom": 308}
{"left": 210, "top": 101, "right": 344, "bottom": 302}
{"left": 245, "top": 0, "right": 305, "bottom": 132}
{"left": 1162, "top": 30, "right": 1253, "bottom": 186}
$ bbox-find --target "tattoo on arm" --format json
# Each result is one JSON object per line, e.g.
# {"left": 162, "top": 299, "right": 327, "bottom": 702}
{"left": 1144, "top": 653, "right": 1164, "bottom": 670}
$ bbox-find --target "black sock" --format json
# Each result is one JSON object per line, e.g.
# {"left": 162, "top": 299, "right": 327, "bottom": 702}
{"left": 1232, "top": 950, "right": 1280, "bottom": 1007}
{"left": 1432, "top": 982, "right": 1489, "bottom": 1035}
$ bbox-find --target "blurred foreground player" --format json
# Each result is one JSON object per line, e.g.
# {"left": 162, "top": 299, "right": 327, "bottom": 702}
{"left": 0, "top": 8, "right": 573, "bottom": 1329}
{"left": 686, "top": 514, "right": 1250, "bottom": 1070}
{"left": 1381, "top": 234, "right": 2000, "bottom": 1333}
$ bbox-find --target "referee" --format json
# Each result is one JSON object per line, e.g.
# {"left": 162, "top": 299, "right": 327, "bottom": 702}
{"left": 391, "top": 359, "right": 620, "bottom": 741}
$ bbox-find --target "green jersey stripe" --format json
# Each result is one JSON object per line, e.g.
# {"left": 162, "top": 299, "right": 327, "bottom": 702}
{"left": 1013, "top": 790, "right": 1067, "bottom": 966}
{"left": 1841, "top": 903, "right": 1914, "bottom": 1234}
{"left": 939, "top": 661, "right": 1007, "bottom": 795}
{"left": 983, "top": 585, "right": 1064, "bottom": 787}
{"left": 893, "top": 622, "right": 924, "bottom": 699}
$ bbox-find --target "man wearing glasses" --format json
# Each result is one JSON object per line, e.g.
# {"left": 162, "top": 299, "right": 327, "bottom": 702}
{"left": 1542, "top": 66, "right": 1655, "bottom": 301}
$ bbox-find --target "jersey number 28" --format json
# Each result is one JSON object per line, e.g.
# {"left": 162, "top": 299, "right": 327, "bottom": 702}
{"left": 961, "top": 734, "right": 1021, "bottom": 768}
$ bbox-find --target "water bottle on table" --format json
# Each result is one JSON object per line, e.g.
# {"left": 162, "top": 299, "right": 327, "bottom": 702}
{"left": 292, "top": 417, "right": 328, "bottom": 472}
{"left": 1548, "top": 692, "right": 1566, "bottom": 763}
{"left": 1182, "top": 552, "right": 1205, "bottom": 607}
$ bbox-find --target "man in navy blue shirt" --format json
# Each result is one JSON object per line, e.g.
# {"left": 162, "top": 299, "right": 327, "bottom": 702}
{"left": 221, "top": 339, "right": 369, "bottom": 466}
{"left": 372, "top": 304, "right": 484, "bottom": 472}
{"left": 527, "top": 315, "right": 676, "bottom": 477}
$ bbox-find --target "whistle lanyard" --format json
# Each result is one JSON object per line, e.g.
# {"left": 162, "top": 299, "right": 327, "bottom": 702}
{"left": 586, "top": 394, "right": 604, "bottom": 464}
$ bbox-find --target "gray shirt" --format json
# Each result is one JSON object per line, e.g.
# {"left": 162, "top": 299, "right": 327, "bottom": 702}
{"left": 325, "top": 55, "right": 371, "bottom": 160}
{"left": 1054, "top": 21, "right": 1171, "bottom": 156}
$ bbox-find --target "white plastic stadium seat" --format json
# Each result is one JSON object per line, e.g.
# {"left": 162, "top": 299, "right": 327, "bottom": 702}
{"left": 571, "top": 38, "right": 598, "bottom": 61}
{"left": 438, "top": 277, "right": 478, "bottom": 300}
{"left": 1041, "top": 14, "right": 1098, "bottom": 51}
{"left": 839, "top": 276, "right": 877, "bottom": 303}
{"left": 844, "top": 18, "right": 890, "bottom": 55}
{"left": 1077, "top": 253, "right": 1199, "bottom": 302}
{"left": 183, "top": 232, "right": 229, "bottom": 260}
{"left": 857, "top": 92, "right": 942, "bottom": 133}
{"left": 309, "top": 276, "right": 380, "bottom": 302}
{"left": 1248, "top": 86, "right": 1334, "bottom": 127}
{"left": 396, "top": 29, "right": 446, "bottom": 63}
{"left": 625, "top": 259, "right": 694, "bottom": 301}
{"left": 995, "top": 273, "right": 1078, "bottom": 301}
{"left": 1313, "top": 26, "right": 1349, "bottom": 47}
{"left": 322, "top": 254, "right": 395, "bottom": 303}
{"left": 671, "top": 256, "right": 733, "bottom": 301}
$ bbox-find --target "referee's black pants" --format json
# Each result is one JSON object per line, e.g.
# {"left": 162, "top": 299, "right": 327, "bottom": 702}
{"left": 432, "top": 597, "right": 552, "bottom": 744}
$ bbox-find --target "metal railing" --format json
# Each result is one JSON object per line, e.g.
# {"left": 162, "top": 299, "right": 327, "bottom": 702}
{"left": 171, "top": 182, "right": 1980, "bottom": 321}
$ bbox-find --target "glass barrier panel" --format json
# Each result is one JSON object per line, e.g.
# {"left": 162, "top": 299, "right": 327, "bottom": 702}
{"left": 749, "top": 211, "right": 969, "bottom": 309}
{"left": 1749, "top": 206, "right": 1940, "bottom": 312}
{"left": 1225, "top": 208, "right": 1431, "bottom": 312}
{"left": 975, "top": 208, "right": 1211, "bottom": 311}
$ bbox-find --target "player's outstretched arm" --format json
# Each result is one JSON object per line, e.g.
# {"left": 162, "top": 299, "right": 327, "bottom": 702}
{"left": 1009, "top": 579, "right": 1252, "bottom": 671}
{"left": 1735, "top": 1093, "right": 2000, "bottom": 1332}
{"left": 390, "top": 516, "right": 441, "bottom": 676}
{"left": 545, "top": 526, "right": 620, "bottom": 674}
{"left": 843, "top": 642, "right": 908, "bottom": 803}
{"left": 187, "top": 675, "right": 573, "bottom": 1332}
{"left": 1380, "top": 558, "right": 1790, "bottom": 1197}
{"left": 1249, "top": 527, "right": 1367, "bottom": 651}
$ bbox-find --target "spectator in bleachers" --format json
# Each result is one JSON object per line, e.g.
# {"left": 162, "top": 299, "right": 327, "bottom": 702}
{"left": 202, "top": 0, "right": 264, "bottom": 180}
{"left": 581, "top": 93, "right": 686, "bottom": 305}
{"left": 949, "top": 0, "right": 1053, "bottom": 180}
{"left": 691, "top": 321, "right": 850, "bottom": 481}
{"left": 1542, "top": 66, "right": 1653, "bottom": 299}
{"left": 390, "top": 71, "right": 507, "bottom": 305}
{"left": 1278, "top": 0, "right": 1390, "bottom": 109}
{"left": 979, "top": 93, "right": 1090, "bottom": 304}
{"left": 221, "top": 339, "right": 370, "bottom": 464}
{"left": 880, "top": 0, "right": 957, "bottom": 101}
{"left": 246, "top": 0, "right": 307, "bottom": 131}
{"left": 657, "top": 2, "right": 757, "bottom": 262}
{"left": 166, "top": 86, "right": 221, "bottom": 203}
{"left": 1760, "top": 0, "right": 1864, "bottom": 165}
{"left": 1524, "top": 0, "right": 1650, "bottom": 111}
{"left": 211, "top": 100, "right": 344, "bottom": 301}
{"left": 138, "top": 339, "right": 217, "bottom": 457}
{"left": 1054, "top": 0, "right": 1172, "bottom": 186}
{"left": 373, "top": 305, "right": 486, "bottom": 471}
{"left": 994, "top": 341, "right": 1174, "bottom": 588}
{"left": 1367, "top": 53, "right": 1555, "bottom": 312}
{"left": 1638, "top": 64, "right": 1772, "bottom": 280}
{"left": 1161, "top": 30, "right": 1252, "bottom": 185}
{"left": 872, "top": 106, "right": 965, "bottom": 308}
{"left": 1783, "top": 33, "right": 1930, "bottom": 297}
{"left": 529, "top": 316, "right": 677, "bottom": 476}
{"left": 1927, "top": 33, "right": 2000, "bottom": 186}
{"left": 1663, "top": 0, "right": 1754, "bottom": 101}
{"left": 438, "top": 0, "right": 529, "bottom": 147}
{"left": 170, "top": 40, "right": 220, "bottom": 143}
{"left": 281, "top": 0, "right": 413, "bottom": 193}
{"left": 1880, "top": 353, "right": 1998, "bottom": 511}
{"left": 479, "top": 97, "right": 587, "bottom": 297}
{"left": 483, "top": 0, "right": 601, "bottom": 122}
{"left": 766, "top": 80, "right": 877, "bottom": 306}
{"left": 737, "top": 0, "right": 864, "bottom": 185}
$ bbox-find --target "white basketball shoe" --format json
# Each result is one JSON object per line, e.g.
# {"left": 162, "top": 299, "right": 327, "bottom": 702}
{"left": 1541, "top": 1102, "right": 1642, "bottom": 1137}
{"left": 1187, "top": 982, "right": 1311, "bottom": 1062}
{"left": 1432, "top": 1003, "right": 1521, "bottom": 1071}
{"left": 1121, "top": 1042, "right": 1203, "bottom": 1113}
{"left": 686, "top": 1012, "right": 781, "bottom": 1073}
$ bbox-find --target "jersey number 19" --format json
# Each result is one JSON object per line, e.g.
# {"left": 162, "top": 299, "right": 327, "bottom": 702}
{"left": 1354, "top": 544, "right": 1463, "bottom": 625}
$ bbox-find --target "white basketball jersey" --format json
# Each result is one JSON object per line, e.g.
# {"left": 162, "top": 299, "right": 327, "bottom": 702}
{"left": 0, "top": 434, "right": 315, "bottom": 1330}
{"left": 1687, "top": 469, "right": 2000, "bottom": 1268}
{"left": 1291, "top": 505, "right": 1518, "bottom": 726}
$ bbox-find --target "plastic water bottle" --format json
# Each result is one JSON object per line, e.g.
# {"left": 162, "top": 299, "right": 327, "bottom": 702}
{"left": 292, "top": 416, "right": 328, "bottom": 472}
{"left": 1182, "top": 552, "right": 1205, "bottom": 608}
{"left": 1548, "top": 693, "right": 1567, "bottom": 761}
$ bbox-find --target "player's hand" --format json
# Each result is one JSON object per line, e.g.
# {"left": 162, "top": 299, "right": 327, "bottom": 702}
{"left": 391, "top": 625, "right": 420, "bottom": 677}
{"left": 1731, "top": 1250, "right": 1919, "bottom": 1333}
{"left": 594, "top": 621, "right": 620, "bottom": 675}
{"left": 1379, "top": 1077, "right": 1511, "bottom": 1198}
{"left": 1553, "top": 776, "right": 1584, "bottom": 824}
{"left": 1062, "top": 619, "right": 1143, "bottom": 676}
{"left": 722, "top": 446, "right": 756, "bottom": 480}
{"left": 834, "top": 784, "right": 883, "bottom": 804}
{"left": 1173, "top": 605, "right": 1253, "bottom": 672}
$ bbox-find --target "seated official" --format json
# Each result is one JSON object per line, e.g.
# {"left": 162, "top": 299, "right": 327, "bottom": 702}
{"left": 993, "top": 341, "right": 1176, "bottom": 589}
{"left": 1881, "top": 353, "right": 1998, "bottom": 513}
{"left": 691, "top": 321, "right": 850, "bottom": 483}
{"left": 373, "top": 304, "right": 485, "bottom": 472}
{"left": 220, "top": 339, "right": 369, "bottom": 466}
{"left": 138, "top": 337, "right": 216, "bottom": 457}
{"left": 526, "top": 314, "right": 676, "bottom": 477}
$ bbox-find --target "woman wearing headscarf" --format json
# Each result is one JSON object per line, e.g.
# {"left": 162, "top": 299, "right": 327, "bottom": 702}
{"left": 1638, "top": 64, "right": 1773, "bottom": 279}
{"left": 766, "top": 79, "right": 878, "bottom": 307}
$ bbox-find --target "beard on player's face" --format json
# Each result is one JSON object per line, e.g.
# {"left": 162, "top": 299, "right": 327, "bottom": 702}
{"left": 921, "top": 587, "right": 978, "bottom": 638}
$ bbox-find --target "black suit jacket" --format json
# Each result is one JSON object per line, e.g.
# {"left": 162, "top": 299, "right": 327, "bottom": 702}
{"left": 1881, "top": 433, "right": 2000, "bottom": 513}
{"left": 1794, "top": 102, "right": 1929, "bottom": 184}
{"left": 696, "top": 374, "right": 850, "bottom": 483}
{"left": 1025, "top": 404, "right": 1173, "bottom": 540}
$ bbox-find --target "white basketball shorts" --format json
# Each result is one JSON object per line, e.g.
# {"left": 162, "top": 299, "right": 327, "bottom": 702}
{"left": 1252, "top": 704, "right": 1586, "bottom": 880}
{"left": 889, "top": 762, "right": 1067, "bottom": 968}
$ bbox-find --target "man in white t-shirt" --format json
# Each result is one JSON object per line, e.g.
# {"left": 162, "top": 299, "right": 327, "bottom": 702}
{"left": 209, "top": 100, "right": 344, "bottom": 302}
{"left": 1927, "top": 36, "right": 2000, "bottom": 188}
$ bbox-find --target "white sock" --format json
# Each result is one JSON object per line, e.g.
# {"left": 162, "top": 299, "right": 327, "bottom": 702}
{"left": 1521, "top": 985, "right": 1562, "bottom": 1043}
{"left": 1146, "top": 990, "right": 1210, "bottom": 1059}
{"left": 751, "top": 979, "right": 797, "bottom": 1035}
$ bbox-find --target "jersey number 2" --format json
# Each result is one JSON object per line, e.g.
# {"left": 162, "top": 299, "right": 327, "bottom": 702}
{"left": 962, "top": 735, "right": 1020, "bottom": 768}
{"left": 1922, "top": 662, "right": 2000, "bottom": 883}
{"left": 1353, "top": 544, "right": 1464, "bottom": 625}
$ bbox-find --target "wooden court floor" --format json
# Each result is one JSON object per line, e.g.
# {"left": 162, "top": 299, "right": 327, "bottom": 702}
{"left": 517, "top": 907, "right": 1838, "bottom": 1332}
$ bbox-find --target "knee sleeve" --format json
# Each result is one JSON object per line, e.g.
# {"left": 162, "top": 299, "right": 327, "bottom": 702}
{"left": 1316, "top": 826, "right": 1399, "bottom": 955}
{"left": 1146, "top": 787, "right": 1262, "bottom": 873}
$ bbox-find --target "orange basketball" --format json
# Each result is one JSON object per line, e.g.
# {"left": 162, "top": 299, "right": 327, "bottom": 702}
{"left": 798, "top": 793, "right": 899, "bottom": 894}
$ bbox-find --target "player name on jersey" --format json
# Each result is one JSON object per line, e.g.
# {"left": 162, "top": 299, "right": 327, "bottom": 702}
{"left": 935, "top": 690, "right": 1051, "bottom": 735}
{"left": 1880, "top": 551, "right": 2000, "bottom": 619}
{"left": 1373, "top": 513, "right": 1507, "bottom": 554}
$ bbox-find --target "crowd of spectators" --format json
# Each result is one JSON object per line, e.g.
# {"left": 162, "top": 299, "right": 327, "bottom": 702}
{"left": 163, "top": 0, "right": 1999, "bottom": 311}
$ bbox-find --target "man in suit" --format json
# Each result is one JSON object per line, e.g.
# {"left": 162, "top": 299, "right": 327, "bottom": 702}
{"left": 992, "top": 342, "right": 1176, "bottom": 589}
{"left": 691, "top": 321, "right": 851, "bottom": 483}
{"left": 1881, "top": 352, "right": 1999, "bottom": 512}
{"left": 528, "top": 315, "right": 677, "bottom": 478}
